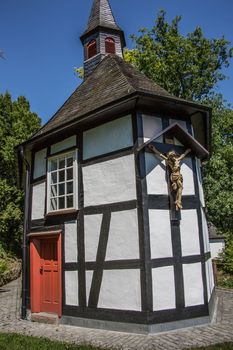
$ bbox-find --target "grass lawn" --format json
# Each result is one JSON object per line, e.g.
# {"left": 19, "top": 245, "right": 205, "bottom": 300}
{"left": 0, "top": 333, "right": 105, "bottom": 350}
{"left": 187, "top": 345, "right": 233, "bottom": 350}
{"left": 0, "top": 333, "right": 232, "bottom": 350}
{"left": 216, "top": 270, "right": 233, "bottom": 289}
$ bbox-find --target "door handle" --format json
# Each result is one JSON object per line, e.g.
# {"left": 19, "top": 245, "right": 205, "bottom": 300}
{"left": 40, "top": 266, "right": 43, "bottom": 274}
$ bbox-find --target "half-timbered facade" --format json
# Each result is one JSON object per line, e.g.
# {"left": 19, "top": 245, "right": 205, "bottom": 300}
{"left": 18, "top": 0, "right": 215, "bottom": 333}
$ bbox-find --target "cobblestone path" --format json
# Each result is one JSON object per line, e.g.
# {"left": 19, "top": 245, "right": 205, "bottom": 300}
{"left": 0, "top": 278, "right": 232, "bottom": 350}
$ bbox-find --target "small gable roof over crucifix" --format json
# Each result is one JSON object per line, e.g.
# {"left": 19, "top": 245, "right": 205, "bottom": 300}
{"left": 138, "top": 123, "right": 209, "bottom": 160}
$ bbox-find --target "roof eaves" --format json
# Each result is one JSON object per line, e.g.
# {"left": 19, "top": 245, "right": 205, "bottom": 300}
{"left": 80, "top": 25, "right": 125, "bottom": 46}
{"left": 18, "top": 91, "right": 139, "bottom": 148}
{"left": 136, "top": 90, "right": 212, "bottom": 112}
{"left": 29, "top": 55, "right": 114, "bottom": 140}
{"left": 30, "top": 80, "right": 87, "bottom": 140}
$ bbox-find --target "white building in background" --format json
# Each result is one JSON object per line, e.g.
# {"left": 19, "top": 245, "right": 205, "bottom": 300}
{"left": 208, "top": 224, "right": 225, "bottom": 259}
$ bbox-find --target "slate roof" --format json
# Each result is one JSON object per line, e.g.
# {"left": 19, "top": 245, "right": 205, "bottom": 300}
{"left": 32, "top": 54, "right": 178, "bottom": 139}
{"left": 82, "top": 0, "right": 122, "bottom": 37}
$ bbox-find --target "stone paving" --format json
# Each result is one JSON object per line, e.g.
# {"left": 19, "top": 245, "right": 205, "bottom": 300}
{"left": 0, "top": 278, "right": 233, "bottom": 349}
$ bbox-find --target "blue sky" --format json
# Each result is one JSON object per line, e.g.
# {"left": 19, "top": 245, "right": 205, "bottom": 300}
{"left": 1, "top": 0, "right": 233, "bottom": 124}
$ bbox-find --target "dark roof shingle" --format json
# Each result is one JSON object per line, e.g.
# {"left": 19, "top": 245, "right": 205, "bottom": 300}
{"left": 32, "top": 55, "right": 176, "bottom": 138}
{"left": 31, "top": 55, "right": 211, "bottom": 139}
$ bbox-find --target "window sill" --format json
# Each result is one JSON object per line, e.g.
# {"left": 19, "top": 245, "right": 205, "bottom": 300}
{"left": 46, "top": 209, "right": 78, "bottom": 217}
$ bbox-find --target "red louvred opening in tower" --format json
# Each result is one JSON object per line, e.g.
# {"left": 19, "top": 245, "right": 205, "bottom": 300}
{"left": 105, "top": 37, "right": 116, "bottom": 54}
{"left": 87, "top": 39, "right": 97, "bottom": 59}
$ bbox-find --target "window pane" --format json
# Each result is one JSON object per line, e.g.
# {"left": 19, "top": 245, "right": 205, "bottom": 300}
{"left": 51, "top": 198, "right": 57, "bottom": 211}
{"left": 59, "top": 170, "right": 65, "bottom": 182}
{"left": 51, "top": 185, "right": 57, "bottom": 197}
{"left": 59, "top": 158, "right": 65, "bottom": 169}
{"left": 66, "top": 168, "right": 73, "bottom": 181}
{"left": 59, "top": 197, "right": 65, "bottom": 210}
{"left": 67, "top": 181, "right": 73, "bottom": 194}
{"left": 59, "top": 183, "right": 65, "bottom": 196}
{"left": 51, "top": 172, "right": 57, "bottom": 184}
{"left": 51, "top": 159, "right": 57, "bottom": 171}
{"left": 49, "top": 152, "right": 75, "bottom": 212}
{"left": 67, "top": 195, "right": 74, "bottom": 208}
{"left": 66, "top": 157, "right": 73, "bottom": 167}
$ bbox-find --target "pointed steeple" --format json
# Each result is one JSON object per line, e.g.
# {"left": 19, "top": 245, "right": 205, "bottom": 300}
{"left": 84, "top": 0, "right": 122, "bottom": 34}
{"left": 80, "top": 0, "right": 126, "bottom": 79}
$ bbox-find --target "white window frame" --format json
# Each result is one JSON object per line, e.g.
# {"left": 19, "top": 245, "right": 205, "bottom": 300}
{"left": 47, "top": 150, "right": 78, "bottom": 213}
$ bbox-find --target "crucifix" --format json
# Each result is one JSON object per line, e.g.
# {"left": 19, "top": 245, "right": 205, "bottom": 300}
{"left": 148, "top": 145, "right": 191, "bottom": 211}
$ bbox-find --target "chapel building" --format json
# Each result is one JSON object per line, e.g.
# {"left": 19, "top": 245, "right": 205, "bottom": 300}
{"left": 18, "top": 0, "right": 215, "bottom": 333}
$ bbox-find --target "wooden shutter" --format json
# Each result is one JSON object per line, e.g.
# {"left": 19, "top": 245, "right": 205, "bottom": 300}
{"left": 105, "top": 37, "right": 116, "bottom": 54}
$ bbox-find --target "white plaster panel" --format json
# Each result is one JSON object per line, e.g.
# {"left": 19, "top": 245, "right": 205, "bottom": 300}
{"left": 183, "top": 263, "right": 204, "bottom": 307}
{"left": 86, "top": 271, "right": 93, "bottom": 304}
{"left": 84, "top": 214, "right": 103, "bottom": 262}
{"left": 33, "top": 148, "right": 47, "bottom": 179}
{"left": 65, "top": 271, "right": 79, "bottom": 306}
{"left": 170, "top": 119, "right": 188, "bottom": 145}
{"left": 205, "top": 261, "right": 211, "bottom": 301}
{"left": 210, "top": 241, "right": 225, "bottom": 259}
{"left": 181, "top": 158, "right": 195, "bottom": 195}
{"left": 106, "top": 209, "right": 139, "bottom": 261}
{"left": 145, "top": 153, "right": 168, "bottom": 195}
{"left": 149, "top": 210, "right": 173, "bottom": 259}
{"left": 152, "top": 266, "right": 176, "bottom": 311}
{"left": 169, "top": 119, "right": 188, "bottom": 131}
{"left": 142, "top": 115, "right": 163, "bottom": 143}
{"left": 83, "top": 155, "right": 136, "bottom": 206}
{"left": 208, "top": 258, "right": 214, "bottom": 293}
{"left": 83, "top": 116, "right": 133, "bottom": 160}
{"left": 50, "top": 136, "right": 76, "bottom": 154}
{"left": 65, "top": 221, "right": 77, "bottom": 263}
{"left": 196, "top": 158, "right": 205, "bottom": 206}
{"left": 98, "top": 270, "right": 141, "bottom": 311}
{"left": 206, "top": 259, "right": 215, "bottom": 301}
{"left": 190, "top": 124, "right": 195, "bottom": 137}
{"left": 31, "top": 182, "right": 45, "bottom": 220}
{"left": 180, "top": 210, "right": 200, "bottom": 256}
{"left": 201, "top": 208, "right": 210, "bottom": 253}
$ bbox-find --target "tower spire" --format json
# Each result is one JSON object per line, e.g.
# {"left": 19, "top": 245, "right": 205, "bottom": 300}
{"left": 80, "top": 0, "right": 126, "bottom": 79}
{"left": 86, "top": 0, "right": 121, "bottom": 34}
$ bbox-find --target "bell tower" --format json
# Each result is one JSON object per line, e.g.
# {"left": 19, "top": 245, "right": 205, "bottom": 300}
{"left": 80, "top": 0, "right": 126, "bottom": 78}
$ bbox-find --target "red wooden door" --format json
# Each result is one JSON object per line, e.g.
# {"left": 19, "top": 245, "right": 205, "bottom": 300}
{"left": 40, "top": 238, "right": 59, "bottom": 314}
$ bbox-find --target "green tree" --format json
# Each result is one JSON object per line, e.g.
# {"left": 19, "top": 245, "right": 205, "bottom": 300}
{"left": 0, "top": 92, "right": 41, "bottom": 255}
{"left": 125, "top": 10, "right": 233, "bottom": 101}
{"left": 202, "top": 97, "right": 233, "bottom": 274}
{"left": 126, "top": 11, "right": 233, "bottom": 271}
{"left": 202, "top": 97, "right": 233, "bottom": 232}
{"left": 76, "top": 10, "right": 232, "bottom": 102}
{"left": 74, "top": 66, "right": 84, "bottom": 80}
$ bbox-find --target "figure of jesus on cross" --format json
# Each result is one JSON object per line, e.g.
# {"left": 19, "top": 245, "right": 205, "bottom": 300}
{"left": 148, "top": 144, "right": 191, "bottom": 211}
